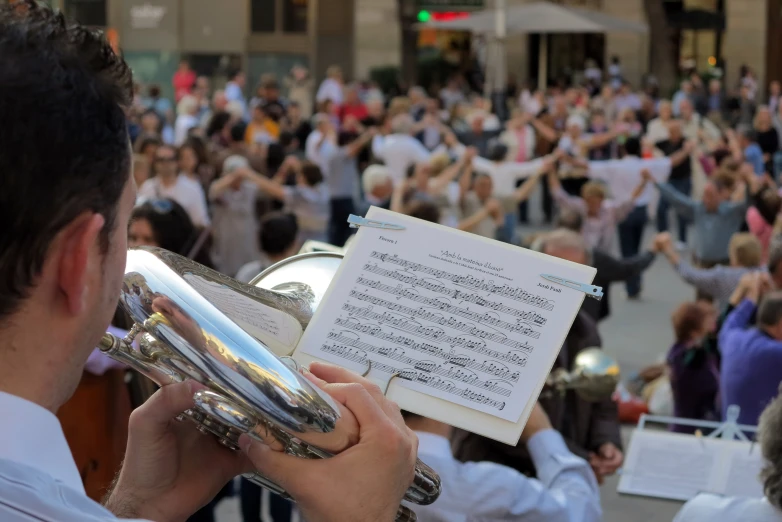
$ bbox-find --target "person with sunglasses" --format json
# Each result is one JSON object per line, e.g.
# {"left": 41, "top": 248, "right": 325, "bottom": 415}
{"left": 137, "top": 144, "right": 211, "bottom": 229}
{"left": 128, "top": 198, "right": 213, "bottom": 268}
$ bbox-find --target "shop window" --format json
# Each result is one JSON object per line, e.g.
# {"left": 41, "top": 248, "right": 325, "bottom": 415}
{"left": 282, "top": 0, "right": 307, "bottom": 33}
{"left": 251, "top": 0, "right": 276, "bottom": 33}
{"left": 252, "top": 0, "right": 309, "bottom": 33}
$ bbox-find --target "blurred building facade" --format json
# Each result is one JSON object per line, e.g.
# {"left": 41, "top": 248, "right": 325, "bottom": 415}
{"left": 23, "top": 0, "right": 782, "bottom": 96}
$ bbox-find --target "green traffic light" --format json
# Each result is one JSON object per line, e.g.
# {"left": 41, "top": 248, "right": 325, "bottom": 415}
{"left": 417, "top": 10, "right": 431, "bottom": 22}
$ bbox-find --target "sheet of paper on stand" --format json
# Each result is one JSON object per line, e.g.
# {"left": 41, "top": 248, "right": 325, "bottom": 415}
{"left": 292, "top": 206, "right": 598, "bottom": 445}
{"left": 618, "top": 429, "right": 765, "bottom": 502}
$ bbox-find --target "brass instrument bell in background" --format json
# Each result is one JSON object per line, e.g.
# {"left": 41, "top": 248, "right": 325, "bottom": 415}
{"left": 546, "top": 348, "right": 621, "bottom": 402}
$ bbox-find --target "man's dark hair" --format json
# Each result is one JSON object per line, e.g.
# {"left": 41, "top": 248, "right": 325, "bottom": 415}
{"left": 0, "top": 1, "right": 133, "bottom": 318}
{"left": 259, "top": 212, "right": 298, "bottom": 255}
{"left": 738, "top": 125, "right": 757, "bottom": 143}
{"left": 228, "top": 68, "right": 243, "bottom": 81}
{"left": 712, "top": 148, "right": 732, "bottom": 167}
{"left": 300, "top": 162, "right": 324, "bottom": 186}
{"left": 624, "top": 137, "right": 641, "bottom": 157}
{"left": 230, "top": 121, "right": 247, "bottom": 143}
{"left": 338, "top": 130, "right": 358, "bottom": 147}
{"left": 406, "top": 201, "right": 440, "bottom": 223}
{"left": 205, "top": 111, "right": 232, "bottom": 139}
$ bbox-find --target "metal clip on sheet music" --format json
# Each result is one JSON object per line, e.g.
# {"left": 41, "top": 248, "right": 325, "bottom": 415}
{"left": 540, "top": 274, "right": 604, "bottom": 301}
{"left": 347, "top": 214, "right": 406, "bottom": 230}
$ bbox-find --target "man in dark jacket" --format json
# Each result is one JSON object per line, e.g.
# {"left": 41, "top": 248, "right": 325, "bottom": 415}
{"left": 453, "top": 230, "right": 623, "bottom": 484}
{"left": 556, "top": 209, "right": 659, "bottom": 321}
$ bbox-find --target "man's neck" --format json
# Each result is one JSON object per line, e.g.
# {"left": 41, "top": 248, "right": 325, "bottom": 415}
{"left": 159, "top": 173, "right": 177, "bottom": 187}
{"left": 266, "top": 252, "right": 288, "bottom": 264}
{"left": 405, "top": 417, "right": 453, "bottom": 439}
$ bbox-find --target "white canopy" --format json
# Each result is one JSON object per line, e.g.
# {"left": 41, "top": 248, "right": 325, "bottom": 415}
{"left": 419, "top": 1, "right": 648, "bottom": 92}
{"left": 418, "top": 1, "right": 648, "bottom": 34}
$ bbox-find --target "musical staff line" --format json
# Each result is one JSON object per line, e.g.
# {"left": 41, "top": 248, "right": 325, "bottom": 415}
{"left": 363, "top": 263, "right": 547, "bottom": 325}
{"left": 369, "top": 251, "right": 555, "bottom": 311}
{"left": 334, "top": 315, "right": 530, "bottom": 367}
{"left": 347, "top": 290, "right": 541, "bottom": 342}
{"left": 327, "top": 331, "right": 519, "bottom": 387}
{"left": 356, "top": 276, "right": 539, "bottom": 335}
{"left": 322, "top": 343, "right": 507, "bottom": 411}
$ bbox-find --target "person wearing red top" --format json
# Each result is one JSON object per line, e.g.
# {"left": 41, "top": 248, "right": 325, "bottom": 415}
{"left": 173, "top": 59, "right": 196, "bottom": 102}
{"left": 338, "top": 85, "right": 368, "bottom": 124}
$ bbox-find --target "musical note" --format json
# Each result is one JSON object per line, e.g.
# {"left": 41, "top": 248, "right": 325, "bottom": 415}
{"left": 368, "top": 252, "right": 555, "bottom": 311}
{"left": 363, "top": 264, "right": 548, "bottom": 325}
{"left": 298, "top": 212, "right": 591, "bottom": 425}
{"left": 321, "top": 344, "right": 508, "bottom": 409}
{"left": 325, "top": 332, "right": 517, "bottom": 391}
{"left": 334, "top": 316, "right": 530, "bottom": 370}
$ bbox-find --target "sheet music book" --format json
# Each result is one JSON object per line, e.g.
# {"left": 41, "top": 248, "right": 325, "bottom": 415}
{"left": 617, "top": 429, "right": 765, "bottom": 501}
{"left": 288, "top": 206, "right": 597, "bottom": 445}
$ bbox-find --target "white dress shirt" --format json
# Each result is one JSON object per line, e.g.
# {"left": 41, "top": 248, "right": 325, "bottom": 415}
{"left": 315, "top": 78, "right": 344, "bottom": 105}
{"left": 471, "top": 156, "right": 545, "bottom": 214}
{"left": 372, "top": 134, "right": 434, "bottom": 186}
{"left": 587, "top": 156, "right": 672, "bottom": 206}
{"left": 674, "top": 494, "right": 782, "bottom": 522}
{"left": 405, "top": 430, "right": 601, "bottom": 522}
{"left": 137, "top": 174, "right": 211, "bottom": 228}
{"left": 0, "top": 391, "right": 148, "bottom": 521}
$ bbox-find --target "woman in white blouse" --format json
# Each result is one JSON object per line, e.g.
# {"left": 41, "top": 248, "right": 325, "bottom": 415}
{"left": 645, "top": 100, "right": 674, "bottom": 145}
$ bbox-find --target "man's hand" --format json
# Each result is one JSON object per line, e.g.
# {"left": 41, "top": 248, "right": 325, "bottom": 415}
{"left": 520, "top": 403, "right": 553, "bottom": 443}
{"left": 653, "top": 232, "right": 673, "bottom": 252}
{"left": 239, "top": 363, "right": 418, "bottom": 522}
{"left": 746, "top": 271, "right": 773, "bottom": 304}
{"left": 640, "top": 168, "right": 654, "bottom": 184}
{"left": 588, "top": 442, "right": 624, "bottom": 484}
{"left": 463, "top": 146, "right": 478, "bottom": 161}
{"left": 104, "top": 381, "right": 252, "bottom": 522}
{"left": 485, "top": 198, "right": 503, "bottom": 219}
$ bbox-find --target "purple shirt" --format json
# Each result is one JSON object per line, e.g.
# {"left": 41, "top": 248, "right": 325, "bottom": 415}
{"left": 666, "top": 342, "right": 720, "bottom": 433}
{"left": 718, "top": 299, "right": 782, "bottom": 426}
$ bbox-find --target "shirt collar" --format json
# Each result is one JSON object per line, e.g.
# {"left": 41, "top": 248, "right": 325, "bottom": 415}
{"left": 414, "top": 431, "right": 454, "bottom": 459}
{"left": 0, "top": 391, "right": 84, "bottom": 494}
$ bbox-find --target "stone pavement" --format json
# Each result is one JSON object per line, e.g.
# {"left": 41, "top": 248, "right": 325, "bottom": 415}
{"left": 215, "top": 223, "right": 693, "bottom": 522}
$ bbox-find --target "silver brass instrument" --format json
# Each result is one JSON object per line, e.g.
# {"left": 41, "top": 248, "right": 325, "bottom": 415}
{"left": 546, "top": 348, "right": 621, "bottom": 402}
{"left": 99, "top": 247, "right": 440, "bottom": 522}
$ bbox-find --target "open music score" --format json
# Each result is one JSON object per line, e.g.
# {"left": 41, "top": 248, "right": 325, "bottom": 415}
{"left": 295, "top": 207, "right": 596, "bottom": 438}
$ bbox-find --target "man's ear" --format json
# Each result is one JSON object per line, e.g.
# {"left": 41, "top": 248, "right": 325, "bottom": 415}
{"left": 57, "top": 213, "right": 106, "bottom": 316}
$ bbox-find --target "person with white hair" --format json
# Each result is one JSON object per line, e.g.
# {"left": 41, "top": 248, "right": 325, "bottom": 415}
{"left": 174, "top": 94, "right": 200, "bottom": 146}
{"left": 358, "top": 164, "right": 394, "bottom": 213}
{"left": 372, "top": 113, "right": 460, "bottom": 186}
{"left": 316, "top": 65, "right": 344, "bottom": 106}
{"left": 207, "top": 155, "right": 262, "bottom": 276}
{"left": 305, "top": 113, "right": 334, "bottom": 172}
{"left": 551, "top": 114, "right": 628, "bottom": 195}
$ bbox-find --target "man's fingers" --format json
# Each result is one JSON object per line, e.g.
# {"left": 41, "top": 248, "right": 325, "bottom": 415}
{"left": 309, "top": 361, "right": 373, "bottom": 387}
{"left": 239, "top": 435, "right": 312, "bottom": 495}
{"left": 129, "top": 380, "right": 204, "bottom": 433}
{"left": 309, "top": 362, "right": 407, "bottom": 429}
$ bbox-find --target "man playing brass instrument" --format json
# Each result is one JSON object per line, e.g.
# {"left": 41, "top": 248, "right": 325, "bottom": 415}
{"left": 0, "top": 3, "right": 418, "bottom": 522}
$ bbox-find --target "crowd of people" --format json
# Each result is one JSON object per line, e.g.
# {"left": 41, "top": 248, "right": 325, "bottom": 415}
{"left": 118, "top": 53, "right": 782, "bottom": 520}
{"left": 5, "top": 2, "right": 782, "bottom": 522}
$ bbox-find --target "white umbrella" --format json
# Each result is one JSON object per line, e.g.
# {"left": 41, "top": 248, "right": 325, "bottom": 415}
{"left": 419, "top": 1, "right": 648, "bottom": 90}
